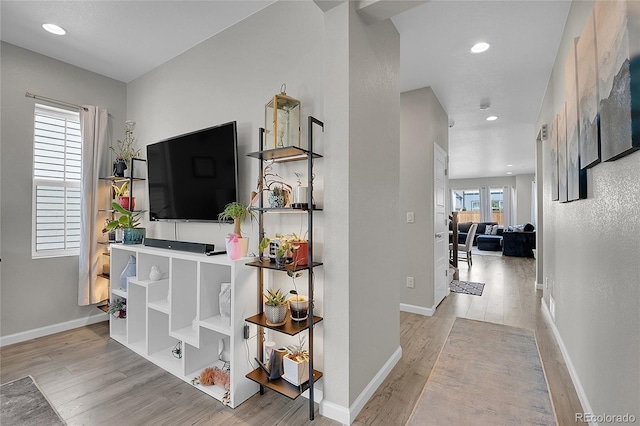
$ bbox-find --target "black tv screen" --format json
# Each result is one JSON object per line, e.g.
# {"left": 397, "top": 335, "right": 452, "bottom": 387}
{"left": 146, "top": 121, "right": 238, "bottom": 221}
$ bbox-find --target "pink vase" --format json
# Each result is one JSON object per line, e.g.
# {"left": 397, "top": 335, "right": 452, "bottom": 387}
{"left": 225, "top": 237, "right": 249, "bottom": 260}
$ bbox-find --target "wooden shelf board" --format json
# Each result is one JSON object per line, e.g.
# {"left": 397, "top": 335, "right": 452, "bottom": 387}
{"left": 245, "top": 259, "right": 323, "bottom": 272}
{"left": 247, "top": 146, "right": 322, "bottom": 162}
{"left": 244, "top": 313, "right": 322, "bottom": 336}
{"left": 245, "top": 368, "right": 322, "bottom": 400}
{"left": 98, "top": 273, "right": 110, "bottom": 279}
{"left": 97, "top": 304, "right": 109, "bottom": 313}
{"left": 249, "top": 206, "right": 322, "bottom": 213}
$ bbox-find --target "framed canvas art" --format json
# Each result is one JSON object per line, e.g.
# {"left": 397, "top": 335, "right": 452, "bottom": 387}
{"left": 566, "top": 39, "right": 587, "bottom": 201}
{"left": 595, "top": 0, "right": 639, "bottom": 161}
{"left": 551, "top": 115, "right": 559, "bottom": 202}
{"left": 558, "top": 104, "right": 568, "bottom": 203}
{"left": 577, "top": 9, "right": 600, "bottom": 169}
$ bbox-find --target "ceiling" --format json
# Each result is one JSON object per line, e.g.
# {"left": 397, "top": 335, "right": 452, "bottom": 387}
{"left": 0, "top": 0, "right": 571, "bottom": 180}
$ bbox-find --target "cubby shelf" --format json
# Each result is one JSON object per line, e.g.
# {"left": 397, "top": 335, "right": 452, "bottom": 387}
{"left": 109, "top": 244, "right": 258, "bottom": 408}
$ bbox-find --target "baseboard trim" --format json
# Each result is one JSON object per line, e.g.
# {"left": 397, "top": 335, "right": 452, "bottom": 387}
{"left": 541, "top": 298, "right": 594, "bottom": 423}
{"left": 400, "top": 303, "right": 435, "bottom": 316}
{"left": 535, "top": 281, "right": 543, "bottom": 290}
{"left": 320, "top": 345, "right": 403, "bottom": 425}
{"left": 0, "top": 313, "right": 108, "bottom": 347}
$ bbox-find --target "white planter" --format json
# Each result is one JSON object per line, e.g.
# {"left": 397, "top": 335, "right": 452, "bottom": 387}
{"left": 288, "top": 295, "right": 308, "bottom": 322}
{"left": 225, "top": 237, "right": 249, "bottom": 260}
{"left": 264, "top": 304, "right": 287, "bottom": 325}
{"left": 283, "top": 354, "right": 309, "bottom": 386}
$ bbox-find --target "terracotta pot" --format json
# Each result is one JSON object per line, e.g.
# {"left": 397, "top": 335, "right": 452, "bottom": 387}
{"left": 119, "top": 196, "right": 135, "bottom": 211}
{"left": 291, "top": 241, "right": 308, "bottom": 266}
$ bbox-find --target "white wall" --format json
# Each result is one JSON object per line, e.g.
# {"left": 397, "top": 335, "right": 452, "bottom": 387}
{"left": 399, "top": 87, "right": 448, "bottom": 312}
{"left": 127, "top": 1, "right": 402, "bottom": 420}
{"left": 537, "top": 0, "right": 639, "bottom": 417}
{"left": 0, "top": 42, "right": 127, "bottom": 337}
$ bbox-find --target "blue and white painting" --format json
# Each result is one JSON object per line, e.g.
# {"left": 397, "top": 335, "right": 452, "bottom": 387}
{"left": 595, "top": 0, "right": 639, "bottom": 161}
{"left": 577, "top": 10, "right": 600, "bottom": 169}
{"left": 557, "top": 105, "right": 568, "bottom": 203}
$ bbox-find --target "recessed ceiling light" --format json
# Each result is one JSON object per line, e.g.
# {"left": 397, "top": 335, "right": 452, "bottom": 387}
{"left": 42, "top": 23, "right": 66, "bottom": 35}
{"left": 507, "top": 171, "right": 513, "bottom": 175}
{"left": 470, "top": 42, "right": 490, "bottom": 53}
{"left": 486, "top": 115, "right": 498, "bottom": 121}
{"left": 507, "top": 164, "right": 513, "bottom": 167}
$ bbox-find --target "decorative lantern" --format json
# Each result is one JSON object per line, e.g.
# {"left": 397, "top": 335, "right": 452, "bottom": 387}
{"left": 265, "top": 84, "right": 300, "bottom": 149}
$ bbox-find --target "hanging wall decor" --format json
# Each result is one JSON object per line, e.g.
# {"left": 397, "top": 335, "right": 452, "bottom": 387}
{"left": 551, "top": 114, "right": 559, "bottom": 202}
{"left": 558, "top": 104, "right": 569, "bottom": 203}
{"left": 265, "top": 84, "right": 301, "bottom": 149}
{"left": 594, "top": 0, "right": 640, "bottom": 161}
{"left": 577, "top": 9, "right": 601, "bottom": 169}
{"left": 565, "top": 38, "right": 587, "bottom": 201}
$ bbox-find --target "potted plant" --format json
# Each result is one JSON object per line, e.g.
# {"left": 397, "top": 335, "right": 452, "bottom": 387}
{"left": 107, "top": 298, "right": 126, "bottom": 319}
{"left": 258, "top": 237, "right": 271, "bottom": 262}
{"left": 283, "top": 338, "right": 310, "bottom": 386}
{"left": 110, "top": 123, "right": 140, "bottom": 177}
{"left": 112, "top": 181, "right": 135, "bottom": 211}
{"left": 218, "top": 202, "right": 254, "bottom": 260}
{"left": 102, "top": 202, "right": 145, "bottom": 244}
{"left": 264, "top": 288, "right": 288, "bottom": 325}
{"left": 250, "top": 161, "right": 292, "bottom": 208}
{"left": 288, "top": 233, "right": 308, "bottom": 266}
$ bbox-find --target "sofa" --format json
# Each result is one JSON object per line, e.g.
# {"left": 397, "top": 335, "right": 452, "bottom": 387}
{"left": 452, "top": 221, "right": 501, "bottom": 246}
{"left": 502, "top": 223, "right": 536, "bottom": 257}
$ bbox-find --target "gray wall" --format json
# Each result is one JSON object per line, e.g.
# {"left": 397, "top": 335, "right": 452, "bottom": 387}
{"left": 399, "top": 87, "right": 448, "bottom": 311}
{"left": 0, "top": 42, "right": 127, "bottom": 336}
{"left": 537, "top": 0, "right": 639, "bottom": 417}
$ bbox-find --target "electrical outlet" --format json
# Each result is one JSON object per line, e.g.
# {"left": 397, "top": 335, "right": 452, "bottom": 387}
{"left": 406, "top": 276, "right": 415, "bottom": 288}
{"left": 406, "top": 212, "right": 415, "bottom": 223}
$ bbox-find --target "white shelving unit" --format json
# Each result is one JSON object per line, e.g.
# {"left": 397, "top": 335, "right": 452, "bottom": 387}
{"left": 109, "top": 244, "right": 258, "bottom": 408}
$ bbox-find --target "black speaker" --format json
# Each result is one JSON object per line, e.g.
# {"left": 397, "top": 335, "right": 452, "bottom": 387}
{"left": 144, "top": 238, "right": 214, "bottom": 254}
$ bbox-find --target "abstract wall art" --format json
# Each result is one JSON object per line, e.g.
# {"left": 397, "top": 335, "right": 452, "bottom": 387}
{"left": 577, "top": 9, "right": 600, "bottom": 169}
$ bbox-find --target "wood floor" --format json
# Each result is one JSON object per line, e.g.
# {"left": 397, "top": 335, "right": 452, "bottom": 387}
{"left": 1, "top": 254, "right": 582, "bottom": 425}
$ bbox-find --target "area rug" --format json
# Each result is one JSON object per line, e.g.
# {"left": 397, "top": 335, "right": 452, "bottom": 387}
{"left": 407, "top": 318, "right": 557, "bottom": 425}
{"left": 1, "top": 376, "right": 65, "bottom": 425}
{"left": 450, "top": 280, "right": 485, "bottom": 296}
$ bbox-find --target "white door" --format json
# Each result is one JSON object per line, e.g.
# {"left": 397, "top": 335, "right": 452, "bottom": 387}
{"left": 434, "top": 144, "right": 449, "bottom": 307}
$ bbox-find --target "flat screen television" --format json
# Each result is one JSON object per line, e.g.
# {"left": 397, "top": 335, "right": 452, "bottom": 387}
{"left": 146, "top": 121, "right": 238, "bottom": 221}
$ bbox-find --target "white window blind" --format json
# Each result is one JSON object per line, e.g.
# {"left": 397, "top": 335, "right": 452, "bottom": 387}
{"left": 32, "top": 104, "right": 82, "bottom": 257}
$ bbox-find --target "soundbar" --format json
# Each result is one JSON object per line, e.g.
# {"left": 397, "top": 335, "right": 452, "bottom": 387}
{"left": 144, "top": 238, "right": 215, "bottom": 254}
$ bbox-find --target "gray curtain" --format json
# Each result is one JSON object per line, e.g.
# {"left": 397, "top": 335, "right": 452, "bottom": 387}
{"left": 78, "top": 106, "right": 109, "bottom": 305}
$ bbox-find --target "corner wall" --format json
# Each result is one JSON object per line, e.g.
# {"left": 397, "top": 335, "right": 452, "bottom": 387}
{"left": 399, "top": 87, "right": 449, "bottom": 313}
{"left": 537, "top": 0, "right": 639, "bottom": 417}
{"left": 0, "top": 42, "right": 126, "bottom": 338}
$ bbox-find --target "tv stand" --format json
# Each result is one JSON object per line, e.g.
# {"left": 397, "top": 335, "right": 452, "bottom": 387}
{"left": 109, "top": 244, "right": 257, "bottom": 407}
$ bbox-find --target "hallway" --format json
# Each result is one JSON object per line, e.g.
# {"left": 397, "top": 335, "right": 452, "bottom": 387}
{"left": 354, "top": 254, "right": 584, "bottom": 425}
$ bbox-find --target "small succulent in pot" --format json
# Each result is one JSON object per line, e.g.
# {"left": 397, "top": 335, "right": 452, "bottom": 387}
{"left": 264, "top": 288, "right": 288, "bottom": 324}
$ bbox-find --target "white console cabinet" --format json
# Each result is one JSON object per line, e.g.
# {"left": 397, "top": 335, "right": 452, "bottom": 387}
{"left": 109, "top": 244, "right": 258, "bottom": 407}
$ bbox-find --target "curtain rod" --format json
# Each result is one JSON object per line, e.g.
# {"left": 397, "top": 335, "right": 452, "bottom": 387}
{"left": 25, "top": 92, "right": 89, "bottom": 111}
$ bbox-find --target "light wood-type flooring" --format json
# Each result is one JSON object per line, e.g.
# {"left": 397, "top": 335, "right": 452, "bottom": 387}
{"left": 1, "top": 254, "right": 582, "bottom": 425}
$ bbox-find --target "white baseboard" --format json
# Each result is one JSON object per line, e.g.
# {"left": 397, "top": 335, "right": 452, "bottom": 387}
{"left": 540, "top": 298, "right": 594, "bottom": 423}
{"left": 535, "top": 281, "right": 543, "bottom": 290}
{"left": 0, "top": 313, "right": 108, "bottom": 347}
{"left": 400, "top": 303, "right": 435, "bottom": 316}
{"left": 320, "top": 345, "right": 403, "bottom": 425}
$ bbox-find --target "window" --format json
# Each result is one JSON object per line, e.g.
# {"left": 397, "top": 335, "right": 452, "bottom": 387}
{"left": 32, "top": 104, "right": 82, "bottom": 258}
